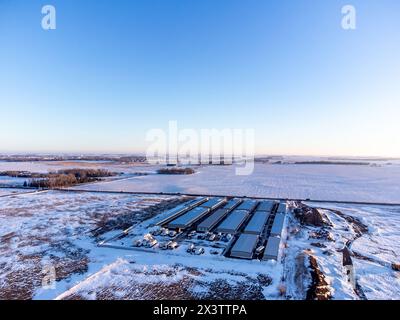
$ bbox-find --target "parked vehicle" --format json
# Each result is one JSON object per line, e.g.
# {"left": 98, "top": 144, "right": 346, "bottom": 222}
{"left": 210, "top": 250, "right": 219, "bottom": 255}
{"left": 147, "top": 239, "right": 158, "bottom": 248}
{"left": 168, "top": 231, "right": 177, "bottom": 237}
{"left": 144, "top": 233, "right": 154, "bottom": 241}
{"left": 255, "top": 246, "right": 265, "bottom": 255}
{"left": 161, "top": 229, "right": 169, "bottom": 236}
{"left": 195, "top": 247, "right": 205, "bottom": 255}
{"left": 151, "top": 229, "right": 161, "bottom": 236}
{"left": 133, "top": 239, "right": 142, "bottom": 247}
{"left": 159, "top": 241, "right": 171, "bottom": 250}
{"left": 208, "top": 234, "right": 216, "bottom": 241}
{"left": 187, "top": 244, "right": 195, "bottom": 253}
{"left": 168, "top": 241, "right": 179, "bottom": 249}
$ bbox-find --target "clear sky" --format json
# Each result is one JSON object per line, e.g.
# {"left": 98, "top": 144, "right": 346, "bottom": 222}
{"left": 0, "top": 0, "right": 399, "bottom": 157}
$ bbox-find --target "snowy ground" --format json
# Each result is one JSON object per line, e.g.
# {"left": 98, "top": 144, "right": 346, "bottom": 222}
{"left": 0, "top": 190, "right": 179, "bottom": 299}
{"left": 2, "top": 159, "right": 400, "bottom": 203}
{"left": 315, "top": 203, "right": 400, "bottom": 300}
{"left": 74, "top": 163, "right": 400, "bottom": 203}
{"left": 0, "top": 189, "right": 398, "bottom": 300}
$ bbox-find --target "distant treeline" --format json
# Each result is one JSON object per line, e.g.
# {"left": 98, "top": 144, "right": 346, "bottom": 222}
{"left": 27, "top": 169, "right": 118, "bottom": 188}
{"left": 0, "top": 155, "right": 146, "bottom": 163}
{"left": 0, "top": 171, "right": 46, "bottom": 178}
{"left": 157, "top": 167, "right": 196, "bottom": 175}
{"left": 292, "top": 161, "right": 370, "bottom": 165}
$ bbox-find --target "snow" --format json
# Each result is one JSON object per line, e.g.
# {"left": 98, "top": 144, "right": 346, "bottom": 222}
{"left": 313, "top": 203, "right": 400, "bottom": 300}
{"left": 75, "top": 163, "right": 400, "bottom": 203}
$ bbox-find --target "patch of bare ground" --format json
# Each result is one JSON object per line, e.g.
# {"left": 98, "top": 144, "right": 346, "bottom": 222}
{"left": 92, "top": 196, "right": 193, "bottom": 236}
{"left": 292, "top": 252, "right": 311, "bottom": 299}
{"left": 306, "top": 254, "right": 331, "bottom": 300}
{"left": 0, "top": 254, "right": 42, "bottom": 300}
{"left": 293, "top": 202, "right": 332, "bottom": 227}
{"left": 60, "top": 263, "right": 272, "bottom": 300}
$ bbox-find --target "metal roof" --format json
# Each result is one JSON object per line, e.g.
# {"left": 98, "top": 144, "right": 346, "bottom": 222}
{"left": 270, "top": 213, "right": 285, "bottom": 237}
{"left": 223, "top": 198, "right": 242, "bottom": 210}
{"left": 257, "top": 201, "right": 276, "bottom": 212}
{"left": 243, "top": 211, "right": 270, "bottom": 235}
{"left": 215, "top": 210, "right": 249, "bottom": 234}
{"left": 197, "top": 209, "right": 229, "bottom": 232}
{"left": 277, "top": 202, "right": 287, "bottom": 214}
{"left": 230, "top": 234, "right": 259, "bottom": 259}
{"left": 263, "top": 236, "right": 281, "bottom": 260}
{"left": 236, "top": 200, "right": 258, "bottom": 212}
{"left": 167, "top": 207, "right": 210, "bottom": 229}
{"left": 200, "top": 197, "right": 226, "bottom": 209}
{"left": 156, "top": 197, "right": 207, "bottom": 226}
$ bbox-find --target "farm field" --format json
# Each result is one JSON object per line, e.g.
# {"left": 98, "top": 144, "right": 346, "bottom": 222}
{"left": 74, "top": 163, "right": 400, "bottom": 204}
{"left": 0, "top": 189, "right": 399, "bottom": 300}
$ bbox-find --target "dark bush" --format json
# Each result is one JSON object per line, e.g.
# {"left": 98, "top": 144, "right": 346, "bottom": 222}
{"left": 156, "top": 167, "right": 195, "bottom": 175}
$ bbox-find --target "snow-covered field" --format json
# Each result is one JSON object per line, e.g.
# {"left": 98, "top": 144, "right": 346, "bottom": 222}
{"left": 1, "top": 159, "right": 399, "bottom": 203}
{"left": 316, "top": 203, "right": 400, "bottom": 300}
{"left": 0, "top": 190, "right": 179, "bottom": 299}
{"left": 75, "top": 163, "right": 400, "bottom": 203}
{"left": 0, "top": 157, "right": 399, "bottom": 300}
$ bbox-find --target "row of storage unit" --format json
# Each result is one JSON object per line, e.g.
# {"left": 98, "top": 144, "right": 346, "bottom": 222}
{"left": 230, "top": 233, "right": 259, "bottom": 259}
{"left": 236, "top": 200, "right": 258, "bottom": 212}
{"left": 215, "top": 210, "right": 250, "bottom": 234}
{"left": 257, "top": 200, "right": 276, "bottom": 212}
{"left": 229, "top": 206, "right": 287, "bottom": 261}
{"left": 243, "top": 211, "right": 270, "bottom": 235}
{"left": 270, "top": 213, "right": 285, "bottom": 237}
{"left": 155, "top": 197, "right": 208, "bottom": 226}
{"left": 197, "top": 208, "right": 230, "bottom": 233}
{"left": 262, "top": 236, "right": 281, "bottom": 260}
{"left": 166, "top": 197, "right": 226, "bottom": 230}
{"left": 167, "top": 206, "right": 211, "bottom": 229}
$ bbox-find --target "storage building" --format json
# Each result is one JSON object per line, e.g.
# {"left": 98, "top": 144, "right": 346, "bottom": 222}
{"left": 230, "top": 234, "right": 259, "bottom": 259}
{"left": 236, "top": 200, "right": 258, "bottom": 212}
{"left": 155, "top": 197, "right": 207, "bottom": 226}
{"left": 257, "top": 201, "right": 276, "bottom": 213}
{"left": 197, "top": 209, "right": 230, "bottom": 233}
{"left": 270, "top": 213, "right": 285, "bottom": 237}
{"left": 277, "top": 202, "right": 287, "bottom": 214}
{"left": 199, "top": 197, "right": 226, "bottom": 210}
{"left": 167, "top": 207, "right": 210, "bottom": 230}
{"left": 215, "top": 210, "right": 249, "bottom": 234}
{"left": 243, "top": 211, "right": 270, "bottom": 235}
{"left": 262, "top": 236, "right": 281, "bottom": 261}
{"left": 223, "top": 198, "right": 242, "bottom": 210}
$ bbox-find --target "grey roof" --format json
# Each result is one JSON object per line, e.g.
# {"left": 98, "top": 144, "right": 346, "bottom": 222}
{"left": 197, "top": 209, "right": 229, "bottom": 232}
{"left": 277, "top": 202, "right": 287, "bottom": 214}
{"left": 215, "top": 210, "right": 249, "bottom": 234}
{"left": 223, "top": 198, "right": 242, "bottom": 210}
{"left": 257, "top": 201, "right": 276, "bottom": 212}
{"left": 243, "top": 211, "right": 270, "bottom": 235}
{"left": 230, "top": 234, "right": 259, "bottom": 259}
{"left": 156, "top": 197, "right": 207, "bottom": 226}
{"left": 236, "top": 200, "right": 258, "bottom": 212}
{"left": 270, "top": 213, "right": 285, "bottom": 237}
{"left": 168, "top": 207, "right": 210, "bottom": 229}
{"left": 263, "top": 236, "right": 281, "bottom": 260}
{"left": 200, "top": 197, "right": 226, "bottom": 209}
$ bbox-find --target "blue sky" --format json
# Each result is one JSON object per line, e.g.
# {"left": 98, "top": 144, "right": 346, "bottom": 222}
{"left": 0, "top": 0, "right": 399, "bottom": 156}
